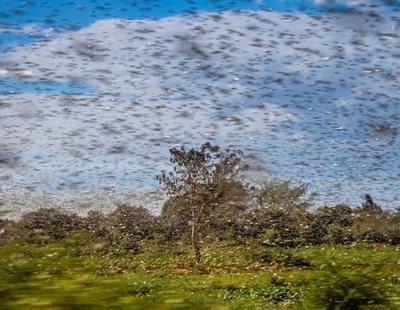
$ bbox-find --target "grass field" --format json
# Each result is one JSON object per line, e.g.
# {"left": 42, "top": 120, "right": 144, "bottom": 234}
{"left": 1, "top": 232, "right": 399, "bottom": 309}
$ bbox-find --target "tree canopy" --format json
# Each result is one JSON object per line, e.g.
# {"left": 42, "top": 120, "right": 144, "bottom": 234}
{"left": 156, "top": 142, "right": 243, "bottom": 262}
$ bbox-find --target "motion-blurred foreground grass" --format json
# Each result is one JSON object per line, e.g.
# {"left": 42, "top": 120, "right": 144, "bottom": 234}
{"left": 1, "top": 233, "right": 400, "bottom": 309}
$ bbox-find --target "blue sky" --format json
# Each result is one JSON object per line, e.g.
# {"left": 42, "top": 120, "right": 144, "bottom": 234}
{"left": 0, "top": 0, "right": 323, "bottom": 94}
{"left": 1, "top": 0, "right": 400, "bottom": 212}
{"left": 0, "top": 0, "right": 323, "bottom": 54}
{"left": 1, "top": 0, "right": 398, "bottom": 92}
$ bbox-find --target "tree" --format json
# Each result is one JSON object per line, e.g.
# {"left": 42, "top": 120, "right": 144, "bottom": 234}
{"left": 256, "top": 179, "right": 312, "bottom": 211}
{"left": 157, "top": 142, "right": 243, "bottom": 262}
{"left": 248, "top": 180, "right": 314, "bottom": 245}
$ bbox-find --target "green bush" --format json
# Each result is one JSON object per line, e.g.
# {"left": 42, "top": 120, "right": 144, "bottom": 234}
{"left": 0, "top": 219, "right": 18, "bottom": 243}
{"left": 158, "top": 197, "right": 191, "bottom": 242}
{"left": 316, "top": 204, "right": 354, "bottom": 227}
{"left": 19, "top": 208, "right": 82, "bottom": 240}
{"left": 324, "top": 224, "right": 354, "bottom": 245}
{"left": 352, "top": 214, "right": 393, "bottom": 244}
{"left": 303, "top": 268, "right": 392, "bottom": 309}
{"left": 302, "top": 218, "right": 328, "bottom": 245}
{"left": 259, "top": 229, "right": 280, "bottom": 246}
{"left": 84, "top": 210, "right": 109, "bottom": 238}
{"left": 107, "top": 204, "right": 158, "bottom": 252}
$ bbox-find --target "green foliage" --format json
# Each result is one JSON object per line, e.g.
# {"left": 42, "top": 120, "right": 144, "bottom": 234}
{"left": 244, "top": 207, "right": 307, "bottom": 247}
{"left": 304, "top": 268, "right": 392, "bottom": 309}
{"left": 254, "top": 249, "right": 312, "bottom": 267}
{"left": 158, "top": 196, "right": 192, "bottom": 242}
{"left": 84, "top": 210, "right": 109, "bottom": 238}
{"left": 351, "top": 212, "right": 398, "bottom": 244}
{"left": 107, "top": 204, "right": 158, "bottom": 252}
{"left": 237, "top": 180, "right": 314, "bottom": 247}
{"left": 1, "top": 234, "right": 400, "bottom": 309}
{"left": 316, "top": 204, "right": 354, "bottom": 227}
{"left": 324, "top": 224, "right": 355, "bottom": 245}
{"left": 256, "top": 179, "right": 313, "bottom": 211}
{"left": 259, "top": 229, "right": 280, "bottom": 246}
{"left": 2, "top": 144, "right": 400, "bottom": 308}
{"left": 19, "top": 208, "right": 82, "bottom": 240}
{"left": 221, "top": 280, "right": 299, "bottom": 304}
{"left": 157, "top": 142, "right": 244, "bottom": 262}
{"left": 107, "top": 204, "right": 157, "bottom": 239}
{"left": 159, "top": 179, "right": 250, "bottom": 244}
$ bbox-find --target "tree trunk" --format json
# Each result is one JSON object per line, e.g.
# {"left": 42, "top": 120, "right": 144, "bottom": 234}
{"left": 190, "top": 221, "right": 201, "bottom": 263}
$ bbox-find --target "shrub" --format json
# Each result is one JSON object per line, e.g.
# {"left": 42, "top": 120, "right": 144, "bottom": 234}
{"left": 83, "top": 210, "right": 109, "bottom": 238}
{"left": 158, "top": 197, "right": 192, "bottom": 242}
{"left": 255, "top": 180, "right": 313, "bottom": 211}
{"left": 259, "top": 229, "right": 280, "bottom": 246}
{"left": 246, "top": 207, "right": 306, "bottom": 247}
{"left": 316, "top": 204, "right": 354, "bottom": 227}
{"left": 0, "top": 219, "right": 18, "bottom": 243}
{"left": 352, "top": 213, "right": 393, "bottom": 244}
{"left": 359, "top": 194, "right": 383, "bottom": 214}
{"left": 107, "top": 204, "right": 158, "bottom": 252}
{"left": 304, "top": 268, "right": 392, "bottom": 309}
{"left": 324, "top": 224, "right": 354, "bottom": 245}
{"left": 302, "top": 218, "right": 328, "bottom": 245}
{"left": 247, "top": 180, "right": 313, "bottom": 246}
{"left": 19, "top": 208, "right": 82, "bottom": 240}
{"left": 205, "top": 180, "right": 250, "bottom": 241}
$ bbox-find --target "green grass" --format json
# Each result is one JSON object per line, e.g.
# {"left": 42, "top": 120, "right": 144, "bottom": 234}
{"left": 1, "top": 234, "right": 400, "bottom": 309}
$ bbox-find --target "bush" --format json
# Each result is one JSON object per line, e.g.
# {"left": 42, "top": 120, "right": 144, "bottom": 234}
{"left": 206, "top": 180, "right": 250, "bottom": 241}
{"left": 359, "top": 194, "right": 383, "bottom": 214}
{"left": 19, "top": 208, "right": 82, "bottom": 240}
{"left": 0, "top": 219, "right": 18, "bottom": 242}
{"left": 206, "top": 203, "right": 249, "bottom": 242}
{"left": 324, "top": 224, "right": 354, "bottom": 245}
{"left": 304, "top": 268, "right": 392, "bottom": 309}
{"left": 83, "top": 210, "right": 109, "bottom": 238}
{"left": 302, "top": 218, "right": 328, "bottom": 245}
{"left": 245, "top": 208, "right": 306, "bottom": 247}
{"left": 107, "top": 204, "right": 158, "bottom": 251}
{"left": 352, "top": 213, "right": 393, "bottom": 244}
{"left": 158, "top": 197, "right": 191, "bottom": 242}
{"left": 247, "top": 180, "right": 313, "bottom": 246}
{"left": 316, "top": 204, "right": 354, "bottom": 227}
{"left": 259, "top": 229, "right": 280, "bottom": 246}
